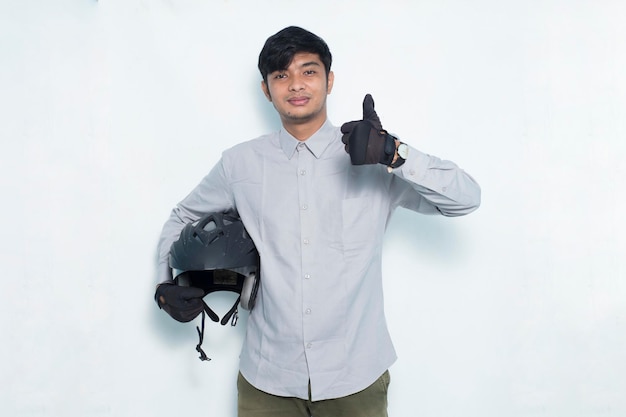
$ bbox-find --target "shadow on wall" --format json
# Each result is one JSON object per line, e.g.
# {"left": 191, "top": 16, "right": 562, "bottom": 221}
{"left": 252, "top": 75, "right": 283, "bottom": 134}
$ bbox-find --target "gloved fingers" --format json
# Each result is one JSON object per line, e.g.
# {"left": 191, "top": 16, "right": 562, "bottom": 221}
{"left": 156, "top": 283, "right": 205, "bottom": 308}
{"left": 162, "top": 302, "right": 204, "bottom": 323}
{"left": 362, "top": 94, "right": 382, "bottom": 130}
{"left": 340, "top": 120, "right": 360, "bottom": 135}
{"left": 347, "top": 122, "right": 375, "bottom": 165}
{"left": 166, "top": 296, "right": 200, "bottom": 310}
{"left": 177, "top": 286, "right": 206, "bottom": 300}
{"left": 155, "top": 282, "right": 208, "bottom": 323}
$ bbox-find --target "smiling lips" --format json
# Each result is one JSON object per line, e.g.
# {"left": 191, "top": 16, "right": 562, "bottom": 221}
{"left": 287, "top": 96, "right": 310, "bottom": 106}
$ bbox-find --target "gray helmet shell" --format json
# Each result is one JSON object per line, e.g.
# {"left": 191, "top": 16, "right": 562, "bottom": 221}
{"left": 169, "top": 212, "right": 260, "bottom": 310}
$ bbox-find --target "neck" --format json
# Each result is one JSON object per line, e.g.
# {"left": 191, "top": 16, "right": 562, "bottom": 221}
{"left": 282, "top": 116, "right": 327, "bottom": 141}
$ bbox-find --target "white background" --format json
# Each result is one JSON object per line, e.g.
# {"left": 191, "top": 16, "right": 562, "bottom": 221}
{"left": 1, "top": 0, "right": 625, "bottom": 416}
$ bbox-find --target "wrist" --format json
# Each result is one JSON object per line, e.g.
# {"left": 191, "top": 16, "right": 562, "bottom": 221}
{"left": 379, "top": 130, "right": 396, "bottom": 166}
{"left": 391, "top": 139, "right": 400, "bottom": 164}
{"left": 387, "top": 139, "right": 408, "bottom": 171}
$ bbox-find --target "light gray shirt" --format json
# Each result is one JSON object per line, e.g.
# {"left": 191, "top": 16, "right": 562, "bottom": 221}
{"left": 156, "top": 120, "right": 481, "bottom": 401}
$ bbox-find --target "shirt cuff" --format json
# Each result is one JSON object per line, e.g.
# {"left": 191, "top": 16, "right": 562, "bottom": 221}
{"left": 156, "top": 262, "right": 173, "bottom": 285}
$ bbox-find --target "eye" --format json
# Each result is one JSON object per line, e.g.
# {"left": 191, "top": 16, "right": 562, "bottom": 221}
{"left": 274, "top": 73, "right": 287, "bottom": 80}
{"left": 304, "top": 70, "right": 317, "bottom": 76}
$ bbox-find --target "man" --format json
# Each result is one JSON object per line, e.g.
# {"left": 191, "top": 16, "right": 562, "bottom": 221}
{"left": 155, "top": 26, "right": 480, "bottom": 417}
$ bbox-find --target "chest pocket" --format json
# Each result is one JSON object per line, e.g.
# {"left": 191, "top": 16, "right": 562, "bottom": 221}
{"left": 341, "top": 196, "right": 381, "bottom": 257}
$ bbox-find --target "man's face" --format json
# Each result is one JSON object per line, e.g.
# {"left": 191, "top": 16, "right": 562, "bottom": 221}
{"left": 261, "top": 52, "right": 334, "bottom": 132}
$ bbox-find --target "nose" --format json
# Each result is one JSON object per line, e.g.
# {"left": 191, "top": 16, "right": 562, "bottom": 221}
{"left": 289, "top": 74, "right": 305, "bottom": 91}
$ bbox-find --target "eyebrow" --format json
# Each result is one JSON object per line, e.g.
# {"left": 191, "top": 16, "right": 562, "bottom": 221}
{"left": 271, "top": 61, "right": 322, "bottom": 75}
{"left": 300, "top": 61, "right": 321, "bottom": 69}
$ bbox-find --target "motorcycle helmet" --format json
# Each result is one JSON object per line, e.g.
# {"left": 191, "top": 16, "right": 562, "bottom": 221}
{"left": 168, "top": 211, "right": 260, "bottom": 360}
{"left": 170, "top": 211, "right": 260, "bottom": 314}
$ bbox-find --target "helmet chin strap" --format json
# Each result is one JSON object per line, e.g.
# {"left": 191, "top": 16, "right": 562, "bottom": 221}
{"left": 221, "top": 296, "right": 241, "bottom": 326}
{"left": 195, "top": 310, "right": 210, "bottom": 361}
{"left": 195, "top": 295, "right": 241, "bottom": 361}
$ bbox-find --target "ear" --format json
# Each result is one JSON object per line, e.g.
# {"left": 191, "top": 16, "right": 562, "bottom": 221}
{"left": 326, "top": 71, "right": 335, "bottom": 95}
{"left": 261, "top": 80, "right": 272, "bottom": 102}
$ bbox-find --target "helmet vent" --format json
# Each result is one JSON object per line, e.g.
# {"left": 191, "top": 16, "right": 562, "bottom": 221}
{"left": 202, "top": 220, "right": 217, "bottom": 232}
{"left": 170, "top": 212, "right": 259, "bottom": 283}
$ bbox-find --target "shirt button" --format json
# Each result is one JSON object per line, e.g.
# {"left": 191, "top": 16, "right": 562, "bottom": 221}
{"left": 409, "top": 169, "right": 416, "bottom": 176}
{"left": 304, "top": 273, "right": 311, "bottom": 279}
{"left": 303, "top": 238, "right": 310, "bottom": 245}
{"left": 300, "top": 170, "right": 306, "bottom": 176}
{"left": 301, "top": 204, "right": 308, "bottom": 210}
{"left": 306, "top": 343, "right": 312, "bottom": 349}
{"left": 305, "top": 308, "right": 312, "bottom": 315}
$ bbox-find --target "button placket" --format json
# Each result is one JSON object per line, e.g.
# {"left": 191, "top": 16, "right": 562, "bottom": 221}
{"left": 297, "top": 143, "right": 315, "bottom": 353}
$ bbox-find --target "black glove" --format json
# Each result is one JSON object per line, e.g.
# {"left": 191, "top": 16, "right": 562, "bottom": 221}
{"left": 341, "top": 94, "right": 397, "bottom": 166}
{"left": 155, "top": 281, "right": 207, "bottom": 323}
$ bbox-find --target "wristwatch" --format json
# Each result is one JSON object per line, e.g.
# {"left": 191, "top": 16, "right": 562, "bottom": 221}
{"left": 397, "top": 142, "right": 409, "bottom": 160}
{"left": 388, "top": 142, "right": 408, "bottom": 171}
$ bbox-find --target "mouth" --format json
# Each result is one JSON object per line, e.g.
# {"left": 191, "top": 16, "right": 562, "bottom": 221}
{"left": 287, "top": 96, "right": 310, "bottom": 106}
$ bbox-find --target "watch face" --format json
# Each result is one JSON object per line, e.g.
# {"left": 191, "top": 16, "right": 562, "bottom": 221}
{"left": 398, "top": 143, "right": 409, "bottom": 159}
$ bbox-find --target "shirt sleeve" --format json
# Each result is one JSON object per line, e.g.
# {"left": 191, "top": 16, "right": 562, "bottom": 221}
{"left": 155, "top": 158, "right": 235, "bottom": 284}
{"left": 389, "top": 145, "right": 481, "bottom": 217}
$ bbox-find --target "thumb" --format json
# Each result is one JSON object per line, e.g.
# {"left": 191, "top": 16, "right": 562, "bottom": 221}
{"left": 362, "top": 94, "right": 382, "bottom": 130}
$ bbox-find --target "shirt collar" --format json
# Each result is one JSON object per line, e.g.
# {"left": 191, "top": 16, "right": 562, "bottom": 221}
{"left": 279, "top": 120, "right": 336, "bottom": 160}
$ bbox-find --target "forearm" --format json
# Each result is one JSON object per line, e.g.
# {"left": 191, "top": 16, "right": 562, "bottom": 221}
{"left": 392, "top": 145, "right": 481, "bottom": 216}
{"left": 155, "top": 160, "right": 234, "bottom": 284}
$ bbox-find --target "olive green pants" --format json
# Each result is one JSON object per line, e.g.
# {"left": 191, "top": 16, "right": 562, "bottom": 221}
{"left": 237, "top": 371, "right": 390, "bottom": 417}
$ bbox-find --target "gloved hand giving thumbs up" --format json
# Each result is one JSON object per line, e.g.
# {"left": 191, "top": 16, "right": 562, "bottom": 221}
{"left": 340, "top": 94, "right": 398, "bottom": 166}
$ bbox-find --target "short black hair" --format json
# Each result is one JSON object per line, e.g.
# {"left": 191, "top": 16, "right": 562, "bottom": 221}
{"left": 258, "top": 26, "right": 332, "bottom": 83}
